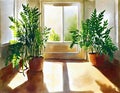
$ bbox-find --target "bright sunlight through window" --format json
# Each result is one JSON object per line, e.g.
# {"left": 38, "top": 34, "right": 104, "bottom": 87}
{"left": 44, "top": 3, "right": 79, "bottom": 42}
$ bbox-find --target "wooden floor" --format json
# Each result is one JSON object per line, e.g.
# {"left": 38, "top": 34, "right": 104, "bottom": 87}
{"left": 0, "top": 59, "right": 120, "bottom": 93}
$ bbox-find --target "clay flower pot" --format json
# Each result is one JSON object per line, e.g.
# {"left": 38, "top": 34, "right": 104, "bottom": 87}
{"left": 88, "top": 53, "right": 104, "bottom": 66}
{"left": 29, "top": 56, "right": 44, "bottom": 71}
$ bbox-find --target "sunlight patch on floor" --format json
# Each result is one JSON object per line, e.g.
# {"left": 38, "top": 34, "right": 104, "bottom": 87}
{"left": 8, "top": 72, "right": 28, "bottom": 89}
{"left": 67, "top": 62, "right": 119, "bottom": 92}
{"left": 43, "top": 61, "right": 63, "bottom": 92}
{"left": 67, "top": 62, "right": 98, "bottom": 92}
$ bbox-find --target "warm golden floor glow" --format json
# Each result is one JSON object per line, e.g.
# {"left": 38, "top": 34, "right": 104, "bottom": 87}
{"left": 6, "top": 61, "right": 120, "bottom": 93}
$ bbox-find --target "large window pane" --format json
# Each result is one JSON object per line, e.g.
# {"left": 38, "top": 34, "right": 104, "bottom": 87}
{"left": 64, "top": 6, "right": 78, "bottom": 41}
{"left": 44, "top": 5, "right": 62, "bottom": 42}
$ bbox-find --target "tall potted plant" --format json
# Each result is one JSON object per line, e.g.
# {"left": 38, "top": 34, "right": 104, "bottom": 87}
{"left": 70, "top": 9, "right": 118, "bottom": 66}
{"left": 6, "top": 4, "right": 50, "bottom": 73}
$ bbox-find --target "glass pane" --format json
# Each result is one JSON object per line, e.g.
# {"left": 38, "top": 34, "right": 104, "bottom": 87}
{"left": 1, "top": 0, "right": 14, "bottom": 44}
{"left": 44, "top": 5, "right": 62, "bottom": 42}
{"left": 64, "top": 6, "right": 78, "bottom": 41}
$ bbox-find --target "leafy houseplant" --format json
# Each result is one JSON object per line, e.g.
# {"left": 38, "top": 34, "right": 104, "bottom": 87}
{"left": 6, "top": 4, "right": 50, "bottom": 73}
{"left": 70, "top": 9, "right": 118, "bottom": 66}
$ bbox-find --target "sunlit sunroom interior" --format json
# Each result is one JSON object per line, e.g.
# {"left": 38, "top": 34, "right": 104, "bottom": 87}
{"left": 0, "top": 0, "right": 120, "bottom": 93}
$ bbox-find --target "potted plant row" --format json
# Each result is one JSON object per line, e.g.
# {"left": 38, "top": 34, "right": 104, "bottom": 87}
{"left": 70, "top": 9, "right": 118, "bottom": 66}
{"left": 6, "top": 4, "right": 51, "bottom": 74}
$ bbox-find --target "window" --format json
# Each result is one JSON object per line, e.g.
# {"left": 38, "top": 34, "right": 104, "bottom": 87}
{"left": 0, "top": 0, "right": 27, "bottom": 44}
{"left": 0, "top": 0, "right": 14, "bottom": 44}
{"left": 43, "top": 3, "right": 84, "bottom": 59}
{"left": 44, "top": 3, "right": 80, "bottom": 42}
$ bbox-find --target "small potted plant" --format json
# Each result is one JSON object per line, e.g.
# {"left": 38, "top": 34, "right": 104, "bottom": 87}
{"left": 6, "top": 4, "right": 50, "bottom": 74}
{"left": 70, "top": 9, "right": 118, "bottom": 66}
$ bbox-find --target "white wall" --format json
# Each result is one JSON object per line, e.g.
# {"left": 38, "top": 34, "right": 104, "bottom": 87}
{"left": 84, "top": 0, "right": 95, "bottom": 20}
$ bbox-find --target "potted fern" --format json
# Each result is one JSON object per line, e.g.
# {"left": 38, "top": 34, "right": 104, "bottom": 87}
{"left": 6, "top": 4, "right": 50, "bottom": 73}
{"left": 70, "top": 9, "right": 118, "bottom": 66}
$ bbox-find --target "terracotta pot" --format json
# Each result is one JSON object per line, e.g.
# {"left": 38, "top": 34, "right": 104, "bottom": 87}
{"left": 88, "top": 53, "right": 104, "bottom": 66}
{"left": 27, "top": 70, "right": 43, "bottom": 82}
{"left": 29, "top": 56, "right": 44, "bottom": 71}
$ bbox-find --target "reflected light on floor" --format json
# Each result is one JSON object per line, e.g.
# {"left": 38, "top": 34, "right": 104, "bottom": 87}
{"left": 8, "top": 72, "right": 28, "bottom": 89}
{"left": 43, "top": 61, "right": 63, "bottom": 92}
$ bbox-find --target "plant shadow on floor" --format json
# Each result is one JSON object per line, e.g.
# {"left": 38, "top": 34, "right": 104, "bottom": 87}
{"left": 96, "top": 80, "right": 120, "bottom": 93}
{"left": 95, "top": 59, "right": 120, "bottom": 90}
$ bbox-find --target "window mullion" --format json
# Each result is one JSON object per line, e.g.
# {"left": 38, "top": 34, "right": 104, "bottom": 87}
{"left": 62, "top": 6, "right": 64, "bottom": 42}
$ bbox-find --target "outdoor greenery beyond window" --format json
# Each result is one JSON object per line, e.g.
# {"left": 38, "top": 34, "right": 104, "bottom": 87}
{"left": 44, "top": 4, "right": 79, "bottom": 42}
